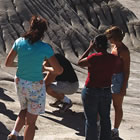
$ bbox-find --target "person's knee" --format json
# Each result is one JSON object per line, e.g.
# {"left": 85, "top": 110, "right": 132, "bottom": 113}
{"left": 26, "top": 118, "right": 36, "bottom": 126}
{"left": 46, "top": 86, "right": 52, "bottom": 95}
{"left": 25, "top": 112, "right": 38, "bottom": 126}
{"left": 26, "top": 121, "right": 36, "bottom": 127}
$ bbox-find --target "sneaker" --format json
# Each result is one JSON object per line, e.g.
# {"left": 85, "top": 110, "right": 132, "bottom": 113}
{"left": 60, "top": 100, "right": 72, "bottom": 113}
{"left": 111, "top": 129, "right": 119, "bottom": 138}
{"left": 7, "top": 134, "right": 17, "bottom": 140}
{"left": 49, "top": 100, "right": 63, "bottom": 108}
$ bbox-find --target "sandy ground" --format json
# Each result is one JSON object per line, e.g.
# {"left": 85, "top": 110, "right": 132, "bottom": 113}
{"left": 0, "top": 0, "right": 140, "bottom": 140}
{"left": 0, "top": 81, "right": 140, "bottom": 140}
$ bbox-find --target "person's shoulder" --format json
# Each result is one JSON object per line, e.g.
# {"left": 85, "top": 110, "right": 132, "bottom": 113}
{"left": 15, "top": 37, "right": 24, "bottom": 43}
{"left": 87, "top": 53, "right": 102, "bottom": 60}
{"left": 40, "top": 42, "right": 54, "bottom": 57}
{"left": 39, "top": 41, "right": 49, "bottom": 46}
{"left": 90, "top": 53, "right": 99, "bottom": 56}
{"left": 14, "top": 37, "right": 26, "bottom": 46}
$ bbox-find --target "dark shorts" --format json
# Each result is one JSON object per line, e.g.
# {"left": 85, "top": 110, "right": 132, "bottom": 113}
{"left": 111, "top": 73, "right": 125, "bottom": 94}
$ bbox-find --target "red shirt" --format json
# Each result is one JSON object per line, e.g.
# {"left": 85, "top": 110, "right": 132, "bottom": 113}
{"left": 85, "top": 52, "right": 121, "bottom": 88}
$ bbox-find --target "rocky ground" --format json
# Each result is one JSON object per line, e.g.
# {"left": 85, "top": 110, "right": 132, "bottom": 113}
{"left": 0, "top": 0, "right": 140, "bottom": 140}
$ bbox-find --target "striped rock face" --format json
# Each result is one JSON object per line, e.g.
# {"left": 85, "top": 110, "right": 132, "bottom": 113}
{"left": 0, "top": 1, "right": 140, "bottom": 139}
{"left": 0, "top": 0, "right": 140, "bottom": 88}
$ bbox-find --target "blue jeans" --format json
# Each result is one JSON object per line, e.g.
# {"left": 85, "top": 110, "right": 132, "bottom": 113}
{"left": 82, "top": 87, "right": 112, "bottom": 140}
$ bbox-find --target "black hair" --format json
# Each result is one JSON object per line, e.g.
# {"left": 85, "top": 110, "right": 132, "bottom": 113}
{"left": 94, "top": 34, "right": 108, "bottom": 50}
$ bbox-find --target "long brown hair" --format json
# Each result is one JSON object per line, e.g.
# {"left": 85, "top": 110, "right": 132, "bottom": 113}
{"left": 23, "top": 15, "right": 48, "bottom": 44}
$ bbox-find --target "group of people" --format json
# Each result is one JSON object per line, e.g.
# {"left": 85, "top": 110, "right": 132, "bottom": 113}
{"left": 78, "top": 27, "right": 130, "bottom": 140}
{"left": 5, "top": 15, "right": 130, "bottom": 140}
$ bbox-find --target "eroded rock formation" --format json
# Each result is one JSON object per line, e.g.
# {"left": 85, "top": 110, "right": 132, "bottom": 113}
{"left": 0, "top": 0, "right": 140, "bottom": 87}
{"left": 0, "top": 1, "right": 140, "bottom": 139}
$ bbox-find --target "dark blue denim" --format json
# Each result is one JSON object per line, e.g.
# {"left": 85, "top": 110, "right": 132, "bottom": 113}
{"left": 82, "top": 87, "right": 112, "bottom": 140}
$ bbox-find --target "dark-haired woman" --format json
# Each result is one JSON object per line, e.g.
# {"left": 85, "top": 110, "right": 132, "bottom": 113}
{"left": 105, "top": 26, "right": 130, "bottom": 138}
{"left": 78, "top": 34, "right": 121, "bottom": 140}
{"left": 5, "top": 15, "right": 63, "bottom": 140}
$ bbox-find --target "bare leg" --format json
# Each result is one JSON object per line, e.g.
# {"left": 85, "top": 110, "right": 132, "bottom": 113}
{"left": 13, "top": 109, "right": 27, "bottom": 133}
{"left": 44, "top": 69, "right": 65, "bottom": 103}
{"left": 112, "top": 94, "right": 124, "bottom": 129}
{"left": 24, "top": 112, "right": 38, "bottom": 140}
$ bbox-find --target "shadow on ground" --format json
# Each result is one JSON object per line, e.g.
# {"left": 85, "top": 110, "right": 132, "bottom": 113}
{"left": 0, "top": 88, "right": 15, "bottom": 102}
{"left": 41, "top": 110, "right": 85, "bottom": 137}
{"left": 0, "top": 122, "right": 10, "bottom": 140}
{"left": 0, "top": 102, "right": 17, "bottom": 121}
{"left": 42, "top": 110, "right": 124, "bottom": 140}
{"left": 0, "top": 122, "right": 23, "bottom": 140}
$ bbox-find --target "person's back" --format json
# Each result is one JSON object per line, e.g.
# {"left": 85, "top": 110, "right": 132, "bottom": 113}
{"left": 85, "top": 52, "right": 119, "bottom": 88}
{"left": 55, "top": 53, "right": 78, "bottom": 83}
{"left": 15, "top": 37, "right": 54, "bottom": 81}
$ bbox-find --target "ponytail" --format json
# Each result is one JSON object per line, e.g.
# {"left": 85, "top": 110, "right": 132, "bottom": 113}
{"left": 23, "top": 16, "right": 48, "bottom": 44}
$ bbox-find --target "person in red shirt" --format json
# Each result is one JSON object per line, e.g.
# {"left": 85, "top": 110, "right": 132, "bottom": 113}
{"left": 78, "top": 34, "right": 120, "bottom": 140}
{"left": 105, "top": 26, "right": 130, "bottom": 138}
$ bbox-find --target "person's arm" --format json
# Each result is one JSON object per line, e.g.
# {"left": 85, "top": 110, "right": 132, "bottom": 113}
{"left": 5, "top": 48, "right": 17, "bottom": 67}
{"left": 120, "top": 49, "right": 130, "bottom": 96}
{"left": 44, "top": 55, "right": 63, "bottom": 86}
{"left": 44, "top": 71, "right": 57, "bottom": 86}
{"left": 48, "top": 55, "right": 63, "bottom": 75}
{"left": 43, "top": 60, "right": 54, "bottom": 73}
{"left": 78, "top": 40, "right": 95, "bottom": 67}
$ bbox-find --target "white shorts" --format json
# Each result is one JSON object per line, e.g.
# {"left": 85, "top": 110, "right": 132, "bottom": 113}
{"left": 15, "top": 77, "right": 46, "bottom": 115}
